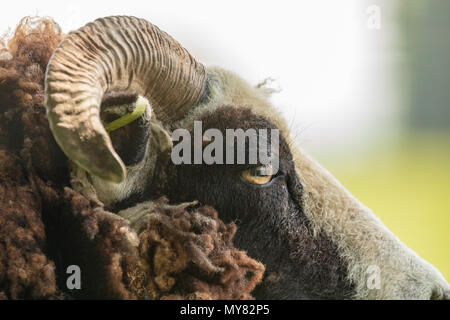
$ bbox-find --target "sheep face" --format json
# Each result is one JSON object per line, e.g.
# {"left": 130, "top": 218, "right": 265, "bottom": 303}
{"left": 165, "top": 68, "right": 450, "bottom": 299}
{"left": 165, "top": 105, "right": 354, "bottom": 299}
{"left": 45, "top": 16, "right": 450, "bottom": 299}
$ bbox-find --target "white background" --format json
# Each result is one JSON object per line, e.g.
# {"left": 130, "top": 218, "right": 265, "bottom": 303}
{"left": 0, "top": 0, "right": 401, "bottom": 156}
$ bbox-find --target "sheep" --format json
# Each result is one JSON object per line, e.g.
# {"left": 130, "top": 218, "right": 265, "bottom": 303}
{"left": 1, "top": 15, "right": 450, "bottom": 299}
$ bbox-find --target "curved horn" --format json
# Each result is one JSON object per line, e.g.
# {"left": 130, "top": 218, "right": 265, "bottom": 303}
{"left": 45, "top": 16, "right": 207, "bottom": 182}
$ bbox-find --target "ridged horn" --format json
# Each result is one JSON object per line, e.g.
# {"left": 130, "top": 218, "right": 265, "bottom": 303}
{"left": 45, "top": 16, "right": 207, "bottom": 183}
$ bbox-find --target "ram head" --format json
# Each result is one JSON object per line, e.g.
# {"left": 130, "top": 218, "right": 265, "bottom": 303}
{"left": 44, "top": 16, "right": 449, "bottom": 299}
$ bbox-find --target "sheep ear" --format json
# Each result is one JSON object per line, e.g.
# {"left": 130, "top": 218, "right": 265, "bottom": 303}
{"left": 255, "top": 78, "right": 282, "bottom": 97}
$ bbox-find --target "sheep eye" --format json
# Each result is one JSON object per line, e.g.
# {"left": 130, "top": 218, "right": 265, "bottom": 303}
{"left": 240, "top": 165, "right": 274, "bottom": 185}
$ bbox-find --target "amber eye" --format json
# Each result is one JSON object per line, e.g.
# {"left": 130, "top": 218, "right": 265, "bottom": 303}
{"left": 241, "top": 165, "right": 274, "bottom": 185}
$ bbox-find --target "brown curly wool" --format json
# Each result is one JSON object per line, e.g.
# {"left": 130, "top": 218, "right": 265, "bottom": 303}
{"left": 0, "top": 17, "right": 65, "bottom": 300}
{"left": 0, "top": 150, "right": 58, "bottom": 299}
{"left": 0, "top": 17, "right": 264, "bottom": 300}
{"left": 126, "top": 199, "right": 264, "bottom": 300}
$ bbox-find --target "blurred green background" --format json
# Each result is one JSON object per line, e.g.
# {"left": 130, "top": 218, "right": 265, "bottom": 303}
{"left": 311, "top": 0, "right": 450, "bottom": 281}
{"left": 319, "top": 133, "right": 450, "bottom": 281}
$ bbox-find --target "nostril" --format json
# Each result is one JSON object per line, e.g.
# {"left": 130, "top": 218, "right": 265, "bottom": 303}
{"left": 431, "top": 287, "right": 450, "bottom": 300}
{"left": 444, "top": 291, "right": 450, "bottom": 300}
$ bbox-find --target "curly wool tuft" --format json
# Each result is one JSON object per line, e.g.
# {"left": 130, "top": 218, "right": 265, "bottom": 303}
{"left": 127, "top": 199, "right": 264, "bottom": 300}
{"left": 0, "top": 16, "right": 66, "bottom": 300}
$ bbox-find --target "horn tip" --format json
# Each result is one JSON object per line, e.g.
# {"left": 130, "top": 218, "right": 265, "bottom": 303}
{"left": 86, "top": 154, "right": 127, "bottom": 184}
{"left": 100, "top": 167, "right": 126, "bottom": 184}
